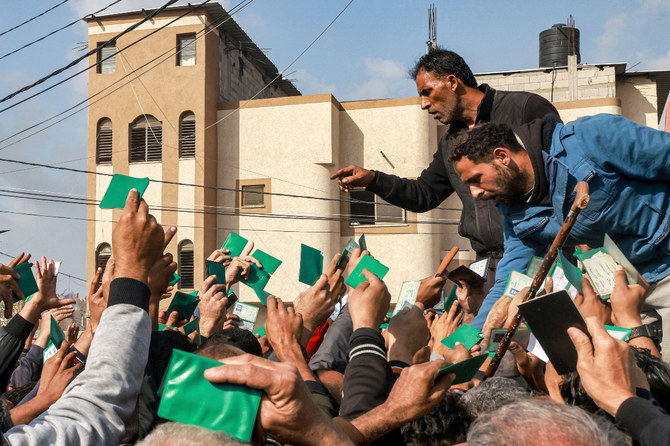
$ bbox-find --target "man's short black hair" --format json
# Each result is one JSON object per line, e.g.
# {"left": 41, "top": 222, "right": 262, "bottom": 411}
{"left": 201, "top": 328, "right": 263, "bottom": 357}
{"left": 410, "top": 48, "right": 478, "bottom": 88}
{"left": 448, "top": 122, "right": 524, "bottom": 164}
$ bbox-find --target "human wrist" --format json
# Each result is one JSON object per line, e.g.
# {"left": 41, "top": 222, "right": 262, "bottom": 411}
{"left": 597, "top": 390, "right": 635, "bottom": 417}
{"left": 387, "top": 339, "right": 415, "bottom": 364}
{"left": 18, "top": 300, "right": 41, "bottom": 324}
{"left": 616, "top": 315, "right": 643, "bottom": 329}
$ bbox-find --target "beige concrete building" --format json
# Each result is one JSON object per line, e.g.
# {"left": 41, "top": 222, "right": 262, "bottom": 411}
{"left": 87, "top": 6, "right": 670, "bottom": 320}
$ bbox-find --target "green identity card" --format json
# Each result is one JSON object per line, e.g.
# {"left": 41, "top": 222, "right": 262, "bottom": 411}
{"left": 13, "top": 261, "right": 39, "bottom": 301}
{"left": 344, "top": 254, "right": 389, "bottom": 288}
{"left": 503, "top": 270, "right": 533, "bottom": 299}
{"left": 299, "top": 244, "right": 323, "bottom": 286}
{"left": 221, "top": 232, "right": 248, "bottom": 258}
{"left": 437, "top": 354, "right": 488, "bottom": 385}
{"left": 251, "top": 250, "right": 282, "bottom": 274}
{"left": 166, "top": 291, "right": 200, "bottom": 321}
{"left": 441, "top": 324, "right": 484, "bottom": 350}
{"left": 157, "top": 349, "right": 261, "bottom": 442}
{"left": 50, "top": 315, "right": 66, "bottom": 349}
{"left": 358, "top": 234, "right": 367, "bottom": 251}
{"left": 206, "top": 260, "right": 227, "bottom": 287}
{"left": 394, "top": 281, "right": 420, "bottom": 315}
{"left": 232, "top": 302, "right": 259, "bottom": 332}
{"left": 99, "top": 174, "right": 150, "bottom": 209}
{"left": 170, "top": 273, "right": 181, "bottom": 287}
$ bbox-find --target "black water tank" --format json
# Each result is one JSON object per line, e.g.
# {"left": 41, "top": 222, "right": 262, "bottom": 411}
{"left": 539, "top": 24, "right": 580, "bottom": 67}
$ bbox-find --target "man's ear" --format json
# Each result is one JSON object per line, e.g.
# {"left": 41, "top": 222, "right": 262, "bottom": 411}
{"left": 445, "top": 74, "right": 458, "bottom": 92}
{"left": 493, "top": 147, "right": 512, "bottom": 166}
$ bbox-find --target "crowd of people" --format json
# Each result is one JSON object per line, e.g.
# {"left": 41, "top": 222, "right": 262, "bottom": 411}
{"left": 0, "top": 187, "right": 668, "bottom": 445}
{"left": 1, "top": 46, "right": 670, "bottom": 445}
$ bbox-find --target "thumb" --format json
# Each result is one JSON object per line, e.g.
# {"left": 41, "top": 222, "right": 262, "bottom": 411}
{"left": 612, "top": 265, "right": 628, "bottom": 292}
{"left": 360, "top": 268, "right": 381, "bottom": 284}
{"left": 567, "top": 325, "right": 593, "bottom": 362}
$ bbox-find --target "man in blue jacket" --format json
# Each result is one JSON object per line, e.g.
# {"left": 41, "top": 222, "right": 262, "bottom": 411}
{"left": 448, "top": 113, "right": 670, "bottom": 359}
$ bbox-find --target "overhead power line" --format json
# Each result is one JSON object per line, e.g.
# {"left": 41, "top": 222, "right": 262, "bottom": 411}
{"left": 0, "top": 250, "right": 86, "bottom": 283}
{"left": 0, "top": 0, "right": 125, "bottom": 62}
{"left": 0, "top": 0, "right": 70, "bottom": 38}
{"left": 0, "top": 0, "right": 180, "bottom": 107}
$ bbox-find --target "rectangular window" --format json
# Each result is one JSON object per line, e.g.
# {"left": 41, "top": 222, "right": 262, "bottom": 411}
{"left": 241, "top": 185, "right": 265, "bottom": 208}
{"left": 236, "top": 179, "right": 271, "bottom": 214}
{"left": 97, "top": 42, "right": 116, "bottom": 74}
{"left": 349, "top": 190, "right": 406, "bottom": 226}
{"left": 177, "top": 34, "right": 196, "bottom": 66}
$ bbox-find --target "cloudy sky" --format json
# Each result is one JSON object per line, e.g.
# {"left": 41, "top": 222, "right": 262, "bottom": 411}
{"left": 0, "top": 0, "right": 668, "bottom": 295}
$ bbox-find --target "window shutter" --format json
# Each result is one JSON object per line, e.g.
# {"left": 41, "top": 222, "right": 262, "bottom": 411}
{"left": 96, "top": 119, "right": 113, "bottom": 164}
{"left": 178, "top": 34, "right": 196, "bottom": 66}
{"left": 179, "top": 113, "right": 196, "bottom": 158}
{"left": 146, "top": 125, "right": 162, "bottom": 162}
{"left": 179, "top": 241, "right": 194, "bottom": 289}
{"left": 99, "top": 44, "right": 116, "bottom": 73}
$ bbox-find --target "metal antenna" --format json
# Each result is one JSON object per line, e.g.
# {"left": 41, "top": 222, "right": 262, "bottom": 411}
{"left": 427, "top": 4, "right": 437, "bottom": 53}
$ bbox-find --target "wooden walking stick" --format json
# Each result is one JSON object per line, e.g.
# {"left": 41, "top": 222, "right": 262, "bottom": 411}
{"left": 482, "top": 182, "right": 590, "bottom": 380}
{"left": 436, "top": 246, "right": 460, "bottom": 276}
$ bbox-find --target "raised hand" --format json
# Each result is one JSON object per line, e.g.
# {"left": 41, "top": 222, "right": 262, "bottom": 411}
{"left": 19, "top": 258, "right": 75, "bottom": 324}
{"left": 387, "top": 304, "right": 430, "bottom": 364}
{"left": 574, "top": 277, "right": 611, "bottom": 325}
{"left": 324, "top": 253, "right": 347, "bottom": 300}
{"left": 197, "top": 275, "right": 228, "bottom": 337}
{"left": 330, "top": 164, "right": 375, "bottom": 193}
{"left": 348, "top": 269, "right": 391, "bottom": 331}
{"left": 0, "top": 262, "right": 23, "bottom": 318}
{"left": 416, "top": 274, "right": 447, "bottom": 308}
{"left": 206, "top": 248, "right": 232, "bottom": 266}
{"left": 293, "top": 274, "right": 334, "bottom": 337}
{"left": 429, "top": 300, "right": 462, "bottom": 351}
{"left": 568, "top": 317, "right": 649, "bottom": 416}
{"left": 111, "top": 189, "right": 165, "bottom": 284}
{"left": 609, "top": 265, "right": 647, "bottom": 328}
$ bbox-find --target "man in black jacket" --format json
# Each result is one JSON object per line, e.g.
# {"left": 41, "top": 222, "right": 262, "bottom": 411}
{"left": 330, "top": 48, "right": 560, "bottom": 329}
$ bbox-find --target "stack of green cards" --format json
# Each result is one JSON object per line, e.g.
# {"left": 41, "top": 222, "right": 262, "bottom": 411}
{"left": 166, "top": 292, "right": 200, "bottom": 321}
{"left": 299, "top": 244, "right": 323, "bottom": 286}
{"left": 441, "top": 324, "right": 484, "bottom": 350}
{"left": 437, "top": 354, "right": 488, "bottom": 384}
{"left": 157, "top": 350, "right": 261, "bottom": 442}
{"left": 99, "top": 174, "right": 150, "bottom": 209}
{"left": 221, "top": 232, "right": 249, "bottom": 257}
{"left": 345, "top": 254, "right": 389, "bottom": 288}
{"left": 232, "top": 302, "right": 259, "bottom": 332}
{"left": 13, "top": 261, "right": 39, "bottom": 302}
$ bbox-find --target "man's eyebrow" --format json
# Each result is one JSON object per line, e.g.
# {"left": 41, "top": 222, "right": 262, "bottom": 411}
{"left": 462, "top": 173, "right": 482, "bottom": 184}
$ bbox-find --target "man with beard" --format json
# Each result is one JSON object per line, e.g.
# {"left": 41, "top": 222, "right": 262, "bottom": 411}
{"left": 449, "top": 114, "right": 670, "bottom": 360}
{"left": 330, "top": 48, "right": 559, "bottom": 328}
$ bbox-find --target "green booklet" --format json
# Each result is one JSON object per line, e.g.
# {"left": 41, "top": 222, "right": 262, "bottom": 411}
{"left": 441, "top": 324, "right": 484, "bottom": 350}
{"left": 299, "top": 244, "right": 323, "bottom": 286}
{"left": 99, "top": 174, "right": 150, "bottom": 209}
{"left": 232, "top": 302, "right": 259, "bottom": 332}
{"left": 437, "top": 354, "right": 488, "bottom": 385}
{"left": 166, "top": 291, "right": 200, "bottom": 321}
{"left": 344, "top": 254, "right": 389, "bottom": 288}
{"left": 221, "top": 232, "right": 248, "bottom": 258}
{"left": 13, "top": 261, "right": 39, "bottom": 301}
{"left": 157, "top": 349, "right": 261, "bottom": 442}
{"left": 574, "top": 234, "right": 640, "bottom": 300}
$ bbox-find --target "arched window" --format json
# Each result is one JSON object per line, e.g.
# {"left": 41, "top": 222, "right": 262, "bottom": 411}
{"left": 179, "top": 112, "right": 196, "bottom": 158}
{"left": 95, "top": 243, "right": 111, "bottom": 285}
{"left": 96, "top": 118, "right": 113, "bottom": 164}
{"left": 178, "top": 240, "right": 194, "bottom": 289}
{"left": 129, "top": 115, "right": 162, "bottom": 163}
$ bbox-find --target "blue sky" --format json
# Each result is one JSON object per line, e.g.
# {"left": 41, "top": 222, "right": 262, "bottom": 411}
{"left": 0, "top": 0, "right": 668, "bottom": 296}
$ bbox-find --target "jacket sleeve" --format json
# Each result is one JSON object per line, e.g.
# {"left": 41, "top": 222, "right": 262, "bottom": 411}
{"left": 616, "top": 395, "right": 670, "bottom": 446}
{"left": 366, "top": 145, "right": 454, "bottom": 213}
{"left": 309, "top": 303, "right": 353, "bottom": 374}
{"left": 8, "top": 345, "right": 44, "bottom": 390}
{"left": 470, "top": 217, "right": 541, "bottom": 330}
{"left": 339, "top": 328, "right": 392, "bottom": 421}
{"left": 0, "top": 316, "right": 35, "bottom": 392}
{"left": 4, "top": 278, "right": 152, "bottom": 446}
